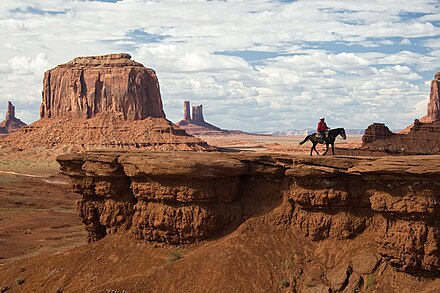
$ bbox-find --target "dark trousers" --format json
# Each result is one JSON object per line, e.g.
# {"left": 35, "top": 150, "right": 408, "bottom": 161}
{"left": 320, "top": 131, "right": 326, "bottom": 140}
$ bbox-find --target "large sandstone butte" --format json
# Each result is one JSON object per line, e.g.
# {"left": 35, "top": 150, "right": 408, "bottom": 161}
{"left": 0, "top": 54, "right": 211, "bottom": 152}
{"left": 362, "top": 72, "right": 440, "bottom": 154}
{"left": 40, "top": 53, "right": 164, "bottom": 120}
{"left": 0, "top": 101, "right": 26, "bottom": 135}
{"left": 28, "top": 151, "right": 439, "bottom": 292}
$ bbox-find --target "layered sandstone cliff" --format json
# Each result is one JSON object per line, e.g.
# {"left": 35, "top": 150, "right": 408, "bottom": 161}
{"left": 0, "top": 101, "right": 26, "bottom": 135}
{"left": 40, "top": 53, "right": 165, "bottom": 120}
{"left": 58, "top": 151, "right": 440, "bottom": 276}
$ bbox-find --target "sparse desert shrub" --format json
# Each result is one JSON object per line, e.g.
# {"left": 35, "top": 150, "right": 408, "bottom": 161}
{"left": 280, "top": 279, "right": 290, "bottom": 288}
{"left": 167, "top": 250, "right": 183, "bottom": 262}
{"left": 366, "top": 275, "right": 375, "bottom": 289}
{"left": 283, "top": 259, "right": 292, "bottom": 269}
{"left": 15, "top": 278, "right": 25, "bottom": 285}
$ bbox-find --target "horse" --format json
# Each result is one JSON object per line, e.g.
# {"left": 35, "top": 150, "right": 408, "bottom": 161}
{"left": 299, "top": 128, "right": 346, "bottom": 156}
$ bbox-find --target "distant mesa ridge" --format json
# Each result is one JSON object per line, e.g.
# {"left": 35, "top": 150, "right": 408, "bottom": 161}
{"left": 0, "top": 101, "right": 26, "bottom": 135}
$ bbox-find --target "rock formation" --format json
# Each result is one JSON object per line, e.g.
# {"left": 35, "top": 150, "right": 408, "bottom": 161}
{"left": 177, "top": 100, "right": 230, "bottom": 135}
{"left": 422, "top": 71, "right": 440, "bottom": 122}
{"left": 40, "top": 53, "right": 165, "bottom": 120}
{"left": 0, "top": 101, "right": 26, "bottom": 135}
{"left": 59, "top": 151, "right": 440, "bottom": 275}
{"left": 361, "top": 72, "right": 440, "bottom": 154}
{"left": 0, "top": 54, "right": 211, "bottom": 152}
{"left": 362, "top": 123, "right": 394, "bottom": 144}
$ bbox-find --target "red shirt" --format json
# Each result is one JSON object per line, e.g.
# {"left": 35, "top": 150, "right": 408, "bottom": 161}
{"left": 317, "top": 121, "right": 328, "bottom": 132}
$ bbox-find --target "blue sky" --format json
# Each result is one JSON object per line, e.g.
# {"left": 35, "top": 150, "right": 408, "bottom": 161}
{"left": 1, "top": 0, "right": 440, "bottom": 131}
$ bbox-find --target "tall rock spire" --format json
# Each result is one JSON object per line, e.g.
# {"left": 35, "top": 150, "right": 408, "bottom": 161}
{"left": 422, "top": 72, "right": 440, "bottom": 122}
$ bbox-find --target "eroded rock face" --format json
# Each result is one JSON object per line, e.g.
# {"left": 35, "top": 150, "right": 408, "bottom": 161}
{"left": 40, "top": 53, "right": 165, "bottom": 120}
{"left": 58, "top": 152, "right": 440, "bottom": 275}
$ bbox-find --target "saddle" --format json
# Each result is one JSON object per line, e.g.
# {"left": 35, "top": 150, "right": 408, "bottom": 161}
{"left": 314, "top": 131, "right": 329, "bottom": 139}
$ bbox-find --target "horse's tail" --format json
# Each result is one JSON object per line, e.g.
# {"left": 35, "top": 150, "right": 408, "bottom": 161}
{"left": 299, "top": 135, "right": 310, "bottom": 145}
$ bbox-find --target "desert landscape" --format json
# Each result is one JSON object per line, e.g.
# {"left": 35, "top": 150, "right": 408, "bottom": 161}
{"left": 2, "top": 2, "right": 440, "bottom": 292}
{"left": 0, "top": 51, "right": 439, "bottom": 293}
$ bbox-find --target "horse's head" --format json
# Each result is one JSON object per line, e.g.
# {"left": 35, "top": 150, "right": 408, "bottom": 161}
{"left": 340, "top": 128, "right": 347, "bottom": 140}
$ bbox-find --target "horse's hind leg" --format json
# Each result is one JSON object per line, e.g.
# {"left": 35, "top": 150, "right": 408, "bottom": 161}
{"left": 332, "top": 143, "right": 335, "bottom": 155}
{"left": 312, "top": 143, "right": 319, "bottom": 156}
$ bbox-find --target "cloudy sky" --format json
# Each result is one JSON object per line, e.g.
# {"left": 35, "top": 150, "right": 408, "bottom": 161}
{"left": 1, "top": 0, "right": 440, "bottom": 131}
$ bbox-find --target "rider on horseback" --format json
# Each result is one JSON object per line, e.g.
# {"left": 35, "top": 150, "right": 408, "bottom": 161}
{"left": 317, "top": 117, "right": 330, "bottom": 141}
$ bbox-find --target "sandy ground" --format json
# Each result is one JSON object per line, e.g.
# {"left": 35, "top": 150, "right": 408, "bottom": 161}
{"left": 0, "top": 154, "right": 86, "bottom": 262}
{"left": 199, "top": 134, "right": 364, "bottom": 155}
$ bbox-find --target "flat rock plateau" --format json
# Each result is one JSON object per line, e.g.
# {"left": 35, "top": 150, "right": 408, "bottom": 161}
{"left": 1, "top": 151, "right": 440, "bottom": 292}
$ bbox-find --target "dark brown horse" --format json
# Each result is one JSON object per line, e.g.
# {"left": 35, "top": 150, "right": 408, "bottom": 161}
{"left": 299, "top": 128, "right": 346, "bottom": 156}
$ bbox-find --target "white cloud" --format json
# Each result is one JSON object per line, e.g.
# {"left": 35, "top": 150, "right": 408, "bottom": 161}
{"left": 0, "top": 0, "right": 439, "bottom": 130}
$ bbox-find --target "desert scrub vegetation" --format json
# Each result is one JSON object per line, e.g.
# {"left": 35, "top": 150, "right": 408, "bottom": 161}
{"left": 280, "top": 279, "right": 290, "bottom": 288}
{"left": 167, "top": 250, "right": 184, "bottom": 262}
{"left": 15, "top": 278, "right": 25, "bottom": 285}
{"left": 366, "top": 275, "right": 375, "bottom": 289}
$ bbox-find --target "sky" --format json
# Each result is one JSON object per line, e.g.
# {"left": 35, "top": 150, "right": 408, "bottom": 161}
{"left": 1, "top": 0, "right": 440, "bottom": 132}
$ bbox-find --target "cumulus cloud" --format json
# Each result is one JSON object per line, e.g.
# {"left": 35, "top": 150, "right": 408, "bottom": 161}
{"left": 0, "top": 0, "right": 439, "bottom": 130}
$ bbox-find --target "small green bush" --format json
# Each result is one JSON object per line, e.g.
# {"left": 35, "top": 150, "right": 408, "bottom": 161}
{"left": 167, "top": 250, "right": 183, "bottom": 262}
{"left": 16, "top": 278, "right": 25, "bottom": 285}
{"left": 280, "top": 279, "right": 290, "bottom": 288}
{"left": 366, "top": 275, "right": 375, "bottom": 289}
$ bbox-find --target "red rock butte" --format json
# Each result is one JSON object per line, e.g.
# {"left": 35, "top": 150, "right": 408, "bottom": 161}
{"left": 0, "top": 54, "right": 211, "bottom": 152}
{"left": 40, "top": 53, "right": 165, "bottom": 120}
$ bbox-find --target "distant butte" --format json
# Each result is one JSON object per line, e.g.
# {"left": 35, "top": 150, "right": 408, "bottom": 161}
{"left": 0, "top": 53, "right": 212, "bottom": 152}
{"left": 177, "top": 100, "right": 223, "bottom": 135}
{"left": 176, "top": 100, "right": 250, "bottom": 136}
{"left": 0, "top": 101, "right": 26, "bottom": 135}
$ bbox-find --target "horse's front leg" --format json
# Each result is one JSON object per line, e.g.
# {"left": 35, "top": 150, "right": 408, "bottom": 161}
{"left": 323, "top": 143, "right": 329, "bottom": 155}
{"left": 312, "top": 143, "right": 319, "bottom": 156}
{"left": 331, "top": 143, "right": 335, "bottom": 155}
